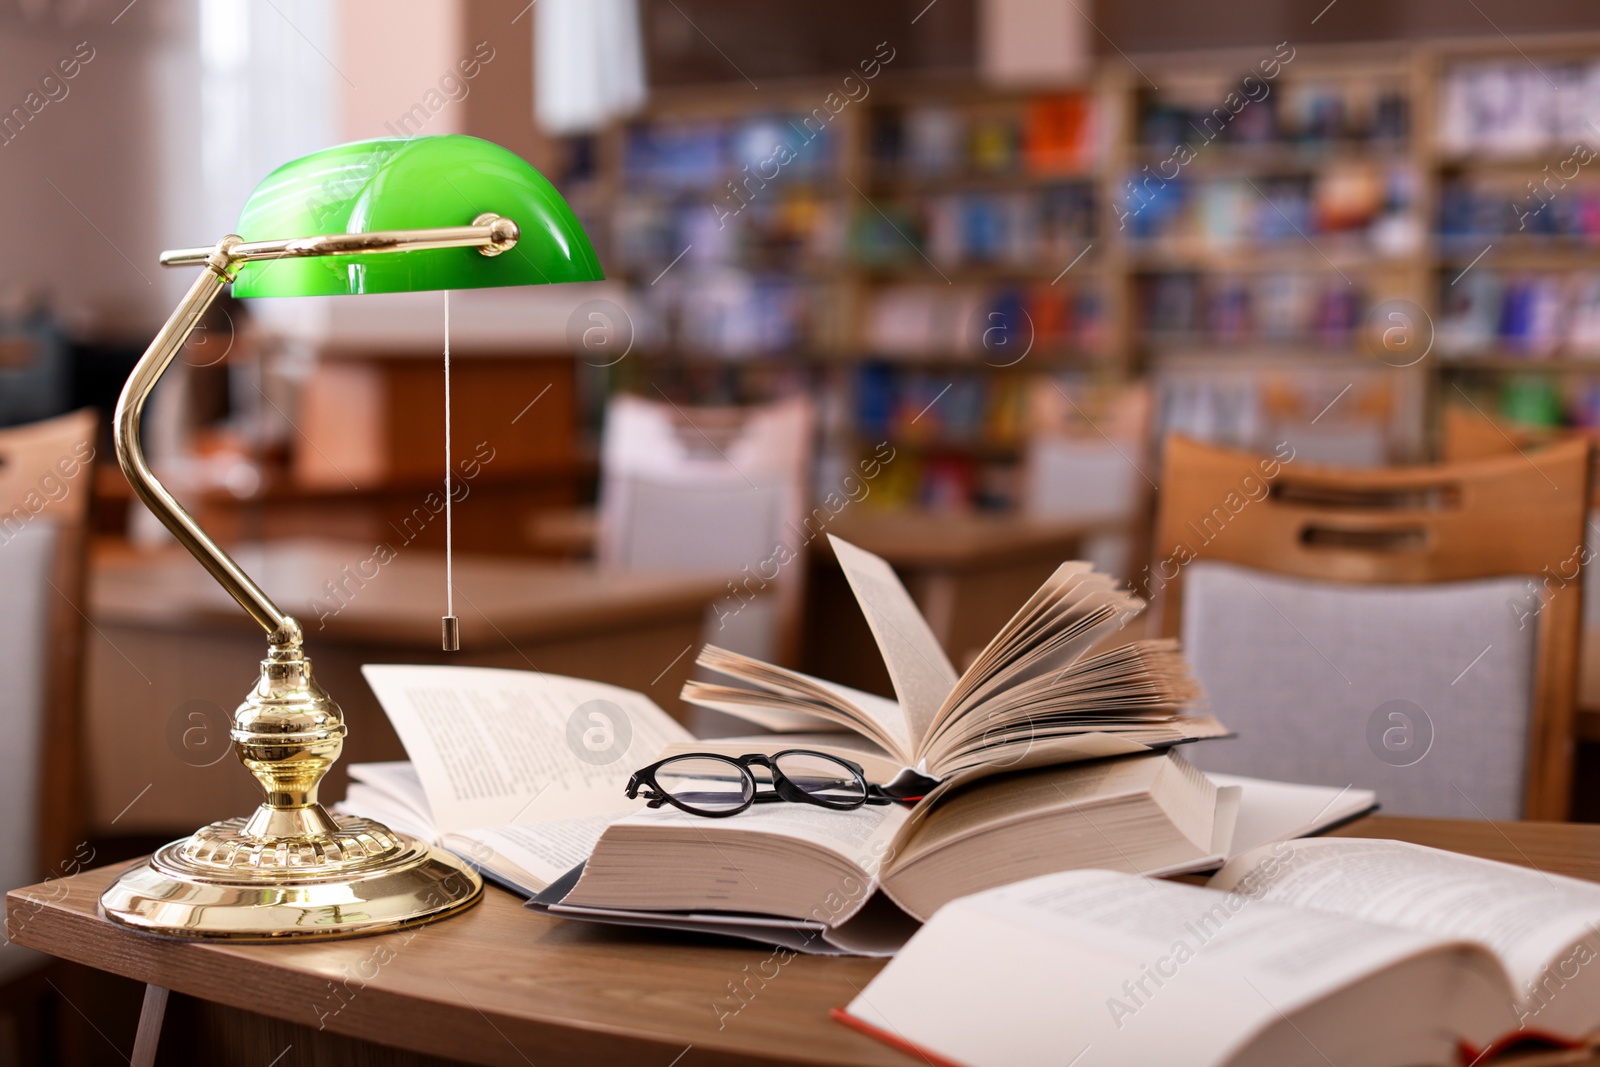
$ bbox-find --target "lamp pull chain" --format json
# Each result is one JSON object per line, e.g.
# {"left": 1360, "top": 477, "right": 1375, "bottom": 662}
{"left": 441, "top": 291, "right": 460, "bottom": 651}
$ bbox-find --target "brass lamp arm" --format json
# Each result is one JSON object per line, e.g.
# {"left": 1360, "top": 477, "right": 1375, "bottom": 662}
{"left": 112, "top": 216, "right": 520, "bottom": 644}
{"left": 158, "top": 213, "right": 520, "bottom": 267}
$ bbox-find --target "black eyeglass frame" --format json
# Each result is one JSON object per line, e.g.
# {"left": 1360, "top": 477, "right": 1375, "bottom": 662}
{"left": 625, "top": 749, "right": 896, "bottom": 818}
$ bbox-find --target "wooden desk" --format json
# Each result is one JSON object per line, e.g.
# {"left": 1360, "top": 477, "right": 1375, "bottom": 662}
{"left": 84, "top": 540, "right": 722, "bottom": 836}
{"left": 803, "top": 511, "right": 1114, "bottom": 692}
{"left": 8, "top": 815, "right": 1599, "bottom": 1067}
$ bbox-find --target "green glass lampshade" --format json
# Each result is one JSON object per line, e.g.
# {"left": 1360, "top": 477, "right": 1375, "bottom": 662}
{"left": 231, "top": 134, "right": 603, "bottom": 297}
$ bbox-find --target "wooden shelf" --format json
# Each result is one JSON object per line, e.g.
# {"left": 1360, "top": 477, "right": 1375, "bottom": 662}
{"left": 624, "top": 349, "right": 1103, "bottom": 370}
{"left": 1132, "top": 142, "right": 1411, "bottom": 176}
{"left": 848, "top": 352, "right": 1104, "bottom": 370}
{"left": 865, "top": 170, "right": 1099, "bottom": 194}
{"left": 854, "top": 262, "right": 1103, "bottom": 283}
{"left": 1128, "top": 242, "right": 1415, "bottom": 273}
{"left": 1436, "top": 153, "right": 1600, "bottom": 172}
{"left": 1143, "top": 342, "right": 1374, "bottom": 362}
{"left": 1437, "top": 357, "right": 1600, "bottom": 374}
{"left": 1434, "top": 241, "right": 1600, "bottom": 271}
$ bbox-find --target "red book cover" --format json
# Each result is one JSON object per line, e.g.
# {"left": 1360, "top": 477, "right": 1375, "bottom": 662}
{"left": 830, "top": 1007, "right": 971, "bottom": 1067}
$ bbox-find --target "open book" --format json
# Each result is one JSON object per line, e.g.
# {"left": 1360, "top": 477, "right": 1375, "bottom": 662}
{"left": 539, "top": 751, "right": 1246, "bottom": 955}
{"left": 838, "top": 838, "right": 1600, "bottom": 1067}
{"left": 677, "top": 535, "right": 1225, "bottom": 793}
{"left": 341, "top": 664, "right": 694, "bottom": 895}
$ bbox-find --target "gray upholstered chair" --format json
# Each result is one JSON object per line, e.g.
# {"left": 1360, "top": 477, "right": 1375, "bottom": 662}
{"left": 596, "top": 394, "right": 814, "bottom": 666}
{"left": 1154, "top": 434, "right": 1590, "bottom": 821}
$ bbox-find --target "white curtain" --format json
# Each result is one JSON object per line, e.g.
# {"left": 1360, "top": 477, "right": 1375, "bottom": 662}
{"left": 194, "top": 0, "right": 337, "bottom": 244}
{"left": 535, "top": 0, "right": 645, "bottom": 135}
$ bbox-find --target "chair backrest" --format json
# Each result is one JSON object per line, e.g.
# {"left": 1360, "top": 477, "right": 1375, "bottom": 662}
{"left": 0, "top": 410, "right": 95, "bottom": 973}
{"left": 1152, "top": 434, "right": 1590, "bottom": 821}
{"left": 597, "top": 394, "right": 815, "bottom": 663}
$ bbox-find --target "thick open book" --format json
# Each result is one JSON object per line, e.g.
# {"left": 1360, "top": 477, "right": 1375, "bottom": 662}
{"left": 838, "top": 838, "right": 1600, "bottom": 1067}
{"left": 678, "top": 535, "right": 1225, "bottom": 793}
{"left": 340, "top": 664, "right": 695, "bottom": 895}
{"left": 342, "top": 663, "right": 1372, "bottom": 954}
{"left": 539, "top": 752, "right": 1373, "bottom": 954}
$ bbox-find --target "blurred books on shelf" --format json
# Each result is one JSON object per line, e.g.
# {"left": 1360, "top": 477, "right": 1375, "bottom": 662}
{"left": 850, "top": 184, "right": 1097, "bottom": 271}
{"left": 1438, "top": 58, "right": 1600, "bottom": 159}
{"left": 1137, "top": 73, "right": 1409, "bottom": 151}
{"left": 868, "top": 92, "right": 1101, "bottom": 181}
{"left": 579, "top": 38, "right": 1600, "bottom": 512}
{"left": 1437, "top": 271, "right": 1600, "bottom": 360}
{"left": 848, "top": 363, "right": 1032, "bottom": 510}
{"left": 1121, "top": 168, "right": 1418, "bottom": 258}
{"left": 1437, "top": 177, "right": 1600, "bottom": 243}
{"left": 1428, "top": 44, "right": 1600, "bottom": 465}
{"left": 1138, "top": 271, "right": 1366, "bottom": 351}
{"left": 1154, "top": 361, "right": 1414, "bottom": 467}
{"left": 863, "top": 282, "right": 1104, "bottom": 359}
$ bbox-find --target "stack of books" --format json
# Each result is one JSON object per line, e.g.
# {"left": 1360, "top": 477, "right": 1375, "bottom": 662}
{"left": 342, "top": 534, "right": 1373, "bottom": 955}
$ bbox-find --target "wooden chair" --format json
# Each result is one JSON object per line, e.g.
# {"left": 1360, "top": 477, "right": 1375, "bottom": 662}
{"left": 1152, "top": 433, "right": 1590, "bottom": 821}
{"left": 0, "top": 410, "right": 96, "bottom": 975}
{"left": 1438, "top": 401, "right": 1568, "bottom": 464}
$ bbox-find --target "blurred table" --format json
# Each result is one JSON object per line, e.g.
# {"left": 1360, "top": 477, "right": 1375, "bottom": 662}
{"left": 10, "top": 815, "right": 1600, "bottom": 1067}
{"left": 83, "top": 539, "right": 722, "bottom": 836}
{"left": 802, "top": 511, "right": 1119, "bottom": 694}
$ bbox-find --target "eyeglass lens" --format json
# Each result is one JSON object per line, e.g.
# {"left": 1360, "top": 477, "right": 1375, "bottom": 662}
{"left": 654, "top": 755, "right": 753, "bottom": 813}
{"left": 774, "top": 751, "right": 867, "bottom": 807}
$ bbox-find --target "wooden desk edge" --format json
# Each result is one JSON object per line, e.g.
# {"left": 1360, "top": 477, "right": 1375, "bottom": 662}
{"left": 14, "top": 816, "right": 1600, "bottom": 1067}
{"left": 4, "top": 864, "right": 909, "bottom": 1067}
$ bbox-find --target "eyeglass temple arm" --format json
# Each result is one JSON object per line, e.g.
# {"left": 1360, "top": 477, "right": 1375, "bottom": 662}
{"left": 115, "top": 216, "right": 519, "bottom": 647}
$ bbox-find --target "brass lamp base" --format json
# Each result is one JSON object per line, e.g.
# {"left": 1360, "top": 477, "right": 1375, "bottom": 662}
{"left": 101, "top": 815, "right": 481, "bottom": 941}
{"left": 100, "top": 624, "right": 482, "bottom": 940}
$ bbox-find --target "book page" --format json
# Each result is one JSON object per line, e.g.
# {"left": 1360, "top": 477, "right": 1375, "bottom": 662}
{"left": 1212, "top": 839, "right": 1600, "bottom": 1002}
{"left": 345, "top": 761, "right": 435, "bottom": 831}
{"left": 687, "top": 645, "right": 913, "bottom": 760}
{"left": 1204, "top": 775, "right": 1377, "bottom": 857}
{"left": 448, "top": 814, "right": 628, "bottom": 893}
{"left": 827, "top": 536, "right": 956, "bottom": 752}
{"left": 655, "top": 733, "right": 906, "bottom": 786}
{"left": 608, "top": 794, "right": 910, "bottom": 871}
{"left": 337, "top": 783, "right": 436, "bottom": 843}
{"left": 847, "top": 869, "right": 1491, "bottom": 1067}
{"left": 940, "top": 562, "right": 1094, "bottom": 706}
{"left": 888, "top": 754, "right": 1170, "bottom": 867}
{"left": 361, "top": 665, "right": 693, "bottom": 833}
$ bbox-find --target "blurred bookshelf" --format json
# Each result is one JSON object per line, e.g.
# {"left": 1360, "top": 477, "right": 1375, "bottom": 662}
{"left": 591, "top": 76, "right": 1115, "bottom": 511}
{"left": 1114, "top": 42, "right": 1430, "bottom": 466}
{"left": 1428, "top": 33, "right": 1600, "bottom": 454}
{"left": 573, "top": 33, "right": 1600, "bottom": 510}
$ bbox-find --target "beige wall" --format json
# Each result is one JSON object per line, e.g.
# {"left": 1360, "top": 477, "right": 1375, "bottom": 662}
{"left": 338, "top": 0, "right": 465, "bottom": 142}
{"left": 0, "top": 3, "right": 170, "bottom": 337}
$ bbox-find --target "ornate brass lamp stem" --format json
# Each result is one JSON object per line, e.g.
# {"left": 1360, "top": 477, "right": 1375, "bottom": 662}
{"left": 100, "top": 217, "right": 519, "bottom": 940}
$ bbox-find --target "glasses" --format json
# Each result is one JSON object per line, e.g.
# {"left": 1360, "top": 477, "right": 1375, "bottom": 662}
{"left": 626, "top": 750, "right": 896, "bottom": 818}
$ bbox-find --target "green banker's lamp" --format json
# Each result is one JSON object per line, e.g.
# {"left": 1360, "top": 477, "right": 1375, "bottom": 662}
{"left": 100, "top": 135, "right": 603, "bottom": 939}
